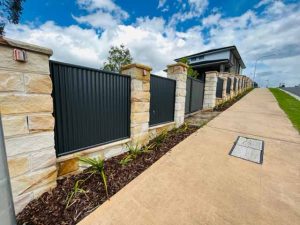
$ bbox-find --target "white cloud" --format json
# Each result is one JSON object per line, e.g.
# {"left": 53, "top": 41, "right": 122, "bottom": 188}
{"left": 158, "top": 0, "right": 167, "bottom": 9}
{"left": 4, "top": 0, "right": 300, "bottom": 87}
{"left": 168, "top": 0, "right": 209, "bottom": 26}
{"left": 74, "top": 0, "right": 128, "bottom": 29}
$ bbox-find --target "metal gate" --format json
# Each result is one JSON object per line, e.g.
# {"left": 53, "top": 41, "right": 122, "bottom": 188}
{"left": 185, "top": 77, "right": 205, "bottom": 114}
{"left": 149, "top": 75, "right": 176, "bottom": 126}
{"left": 233, "top": 77, "right": 237, "bottom": 91}
{"left": 50, "top": 61, "right": 131, "bottom": 156}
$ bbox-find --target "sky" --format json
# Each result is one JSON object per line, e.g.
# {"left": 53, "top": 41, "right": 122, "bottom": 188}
{"left": 4, "top": 0, "right": 300, "bottom": 87}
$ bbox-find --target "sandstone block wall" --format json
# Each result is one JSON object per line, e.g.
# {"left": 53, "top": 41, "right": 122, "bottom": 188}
{"left": 0, "top": 38, "right": 56, "bottom": 213}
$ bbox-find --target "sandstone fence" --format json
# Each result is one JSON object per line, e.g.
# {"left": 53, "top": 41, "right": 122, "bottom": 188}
{"left": 0, "top": 37, "right": 253, "bottom": 213}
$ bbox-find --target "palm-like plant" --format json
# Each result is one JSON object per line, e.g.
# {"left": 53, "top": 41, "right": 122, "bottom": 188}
{"left": 65, "top": 180, "right": 86, "bottom": 209}
{"left": 79, "top": 157, "right": 109, "bottom": 198}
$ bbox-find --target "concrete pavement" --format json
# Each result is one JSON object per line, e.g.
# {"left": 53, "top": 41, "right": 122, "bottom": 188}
{"left": 79, "top": 88, "right": 300, "bottom": 225}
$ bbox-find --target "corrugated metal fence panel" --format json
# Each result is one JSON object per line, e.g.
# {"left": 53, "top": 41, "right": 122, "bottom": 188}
{"left": 50, "top": 61, "right": 131, "bottom": 156}
{"left": 185, "top": 77, "right": 204, "bottom": 114}
{"left": 226, "top": 78, "right": 231, "bottom": 94}
{"left": 233, "top": 78, "right": 237, "bottom": 91}
{"left": 216, "top": 78, "right": 223, "bottom": 98}
{"left": 149, "top": 75, "right": 176, "bottom": 126}
{"left": 190, "top": 77, "right": 204, "bottom": 113}
{"left": 185, "top": 78, "right": 192, "bottom": 114}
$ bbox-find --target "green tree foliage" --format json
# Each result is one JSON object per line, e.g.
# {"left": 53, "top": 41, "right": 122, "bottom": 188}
{"left": 102, "top": 44, "right": 133, "bottom": 73}
{"left": 0, "top": 0, "right": 25, "bottom": 35}
{"left": 179, "top": 57, "right": 199, "bottom": 78}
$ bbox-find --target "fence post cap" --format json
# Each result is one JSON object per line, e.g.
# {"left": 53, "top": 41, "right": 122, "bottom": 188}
{"left": 205, "top": 71, "right": 219, "bottom": 76}
{"left": 167, "top": 62, "right": 189, "bottom": 69}
{"left": 121, "top": 63, "right": 152, "bottom": 72}
{"left": 0, "top": 36, "right": 53, "bottom": 56}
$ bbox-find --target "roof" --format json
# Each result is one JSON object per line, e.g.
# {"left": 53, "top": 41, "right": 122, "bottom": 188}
{"left": 175, "top": 46, "right": 246, "bottom": 69}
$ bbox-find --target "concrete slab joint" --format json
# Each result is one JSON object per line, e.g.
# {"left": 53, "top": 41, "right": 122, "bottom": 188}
{"left": 167, "top": 62, "right": 188, "bottom": 128}
{"left": 0, "top": 37, "right": 56, "bottom": 214}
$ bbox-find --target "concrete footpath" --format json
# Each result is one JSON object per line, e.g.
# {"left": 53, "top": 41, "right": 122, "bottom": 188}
{"left": 79, "top": 88, "right": 300, "bottom": 225}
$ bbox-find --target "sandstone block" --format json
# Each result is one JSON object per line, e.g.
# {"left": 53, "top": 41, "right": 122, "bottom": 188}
{"left": 28, "top": 114, "right": 54, "bottom": 131}
{"left": 24, "top": 73, "right": 52, "bottom": 94}
{"left": 142, "top": 82, "right": 150, "bottom": 91}
{"left": 13, "top": 192, "right": 33, "bottom": 214}
{"left": 131, "top": 112, "right": 149, "bottom": 124}
{"left": 131, "top": 79, "right": 143, "bottom": 91}
{"left": 131, "top": 91, "right": 150, "bottom": 102}
{"left": 0, "top": 71, "right": 24, "bottom": 92}
{"left": 176, "top": 89, "right": 186, "bottom": 97}
{"left": 5, "top": 132, "right": 54, "bottom": 157}
{"left": 122, "top": 67, "right": 150, "bottom": 81}
{"left": 8, "top": 155, "right": 30, "bottom": 178}
{"left": 2, "top": 115, "right": 28, "bottom": 137}
{"left": 131, "top": 123, "right": 149, "bottom": 135}
{"left": 131, "top": 132, "right": 149, "bottom": 145}
{"left": 11, "top": 166, "right": 57, "bottom": 196}
{"left": 0, "top": 94, "right": 53, "bottom": 115}
{"left": 104, "top": 145, "right": 126, "bottom": 159}
{"left": 33, "top": 181, "right": 56, "bottom": 199}
{"left": 31, "top": 148, "right": 56, "bottom": 171}
{"left": 0, "top": 45, "right": 50, "bottom": 74}
{"left": 57, "top": 158, "right": 78, "bottom": 176}
{"left": 131, "top": 102, "right": 150, "bottom": 113}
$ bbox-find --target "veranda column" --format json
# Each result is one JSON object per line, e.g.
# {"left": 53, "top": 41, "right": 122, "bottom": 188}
{"left": 121, "top": 63, "right": 152, "bottom": 145}
{"left": 203, "top": 71, "right": 218, "bottom": 110}
{"left": 0, "top": 37, "right": 56, "bottom": 213}
{"left": 167, "top": 62, "right": 188, "bottom": 128}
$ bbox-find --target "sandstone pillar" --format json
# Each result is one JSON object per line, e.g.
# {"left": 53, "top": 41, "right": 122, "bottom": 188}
{"left": 167, "top": 62, "right": 188, "bottom": 127}
{"left": 121, "top": 63, "right": 152, "bottom": 145}
{"left": 203, "top": 71, "right": 218, "bottom": 110}
{"left": 0, "top": 37, "right": 56, "bottom": 213}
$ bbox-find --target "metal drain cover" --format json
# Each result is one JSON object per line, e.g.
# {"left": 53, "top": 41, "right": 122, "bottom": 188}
{"left": 229, "top": 136, "right": 264, "bottom": 164}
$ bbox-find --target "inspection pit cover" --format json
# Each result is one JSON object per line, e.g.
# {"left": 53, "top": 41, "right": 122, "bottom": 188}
{"left": 229, "top": 136, "right": 264, "bottom": 164}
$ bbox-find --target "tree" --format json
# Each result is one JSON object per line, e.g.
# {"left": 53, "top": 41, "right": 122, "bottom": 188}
{"left": 179, "top": 57, "right": 199, "bottom": 78}
{"left": 0, "top": 0, "right": 25, "bottom": 36}
{"left": 102, "top": 44, "right": 133, "bottom": 73}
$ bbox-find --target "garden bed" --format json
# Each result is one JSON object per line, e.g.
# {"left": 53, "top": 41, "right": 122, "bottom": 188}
{"left": 17, "top": 124, "right": 199, "bottom": 225}
{"left": 214, "top": 88, "right": 254, "bottom": 112}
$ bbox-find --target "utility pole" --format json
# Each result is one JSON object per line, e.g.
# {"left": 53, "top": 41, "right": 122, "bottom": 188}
{"left": 253, "top": 53, "right": 277, "bottom": 82}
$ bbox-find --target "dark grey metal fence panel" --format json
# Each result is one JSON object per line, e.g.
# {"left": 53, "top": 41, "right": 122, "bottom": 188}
{"left": 150, "top": 75, "right": 176, "bottom": 126}
{"left": 185, "top": 78, "right": 192, "bottom": 114}
{"left": 50, "top": 61, "right": 131, "bottom": 156}
{"left": 233, "top": 78, "right": 237, "bottom": 91}
{"left": 185, "top": 77, "right": 204, "bottom": 114}
{"left": 0, "top": 116, "right": 16, "bottom": 225}
{"left": 216, "top": 78, "right": 223, "bottom": 98}
{"left": 226, "top": 78, "right": 231, "bottom": 94}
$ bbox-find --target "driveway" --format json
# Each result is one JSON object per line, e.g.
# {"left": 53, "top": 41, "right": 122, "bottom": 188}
{"left": 79, "top": 88, "right": 300, "bottom": 225}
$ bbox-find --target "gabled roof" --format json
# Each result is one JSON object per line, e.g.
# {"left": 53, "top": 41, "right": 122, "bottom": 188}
{"left": 175, "top": 46, "right": 246, "bottom": 69}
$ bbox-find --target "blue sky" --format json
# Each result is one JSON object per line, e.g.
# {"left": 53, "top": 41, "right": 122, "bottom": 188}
{"left": 5, "top": 0, "right": 300, "bottom": 86}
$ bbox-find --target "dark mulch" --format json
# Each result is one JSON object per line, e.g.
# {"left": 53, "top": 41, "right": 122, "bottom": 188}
{"left": 17, "top": 125, "right": 199, "bottom": 225}
{"left": 214, "top": 88, "right": 254, "bottom": 112}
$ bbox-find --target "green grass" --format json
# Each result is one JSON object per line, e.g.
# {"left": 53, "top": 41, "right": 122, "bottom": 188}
{"left": 269, "top": 88, "right": 300, "bottom": 133}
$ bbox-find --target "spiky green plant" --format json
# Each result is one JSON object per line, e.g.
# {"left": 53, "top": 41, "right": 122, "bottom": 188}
{"left": 79, "top": 157, "right": 109, "bottom": 198}
{"left": 176, "top": 122, "right": 189, "bottom": 133}
{"left": 65, "top": 180, "right": 86, "bottom": 209}
{"left": 119, "top": 143, "right": 155, "bottom": 166}
{"left": 152, "top": 130, "right": 168, "bottom": 147}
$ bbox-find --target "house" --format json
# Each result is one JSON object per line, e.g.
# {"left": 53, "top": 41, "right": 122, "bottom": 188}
{"left": 175, "top": 46, "right": 246, "bottom": 81}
